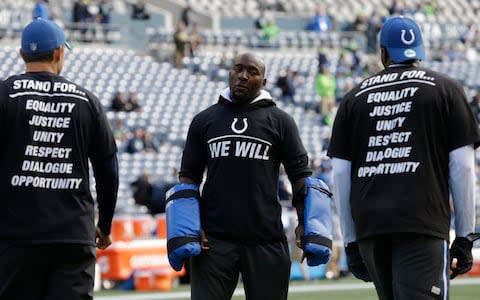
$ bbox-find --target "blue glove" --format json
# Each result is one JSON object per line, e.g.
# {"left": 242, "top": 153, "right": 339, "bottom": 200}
{"left": 301, "top": 177, "right": 333, "bottom": 266}
{"left": 166, "top": 183, "right": 201, "bottom": 271}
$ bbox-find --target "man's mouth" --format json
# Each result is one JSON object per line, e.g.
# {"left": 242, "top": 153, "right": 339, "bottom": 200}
{"left": 234, "top": 85, "right": 248, "bottom": 91}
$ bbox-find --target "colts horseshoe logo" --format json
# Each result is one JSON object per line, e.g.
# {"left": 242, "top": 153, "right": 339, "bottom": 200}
{"left": 400, "top": 29, "right": 415, "bottom": 45}
{"left": 231, "top": 118, "right": 248, "bottom": 134}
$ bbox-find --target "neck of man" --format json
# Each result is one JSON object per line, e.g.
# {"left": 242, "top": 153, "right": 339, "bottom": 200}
{"left": 25, "top": 62, "right": 58, "bottom": 75}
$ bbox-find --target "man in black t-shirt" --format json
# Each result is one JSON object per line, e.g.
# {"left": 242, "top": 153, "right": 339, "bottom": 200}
{"left": 328, "top": 16, "right": 480, "bottom": 300}
{"left": 179, "top": 52, "right": 311, "bottom": 300}
{"left": 0, "top": 19, "right": 118, "bottom": 300}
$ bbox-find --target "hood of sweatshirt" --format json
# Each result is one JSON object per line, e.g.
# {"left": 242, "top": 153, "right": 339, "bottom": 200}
{"left": 218, "top": 87, "right": 276, "bottom": 108}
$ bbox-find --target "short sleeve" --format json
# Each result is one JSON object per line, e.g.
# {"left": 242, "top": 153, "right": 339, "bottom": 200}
{"left": 179, "top": 114, "right": 207, "bottom": 184}
{"left": 447, "top": 81, "right": 480, "bottom": 150}
{"left": 327, "top": 99, "right": 353, "bottom": 160}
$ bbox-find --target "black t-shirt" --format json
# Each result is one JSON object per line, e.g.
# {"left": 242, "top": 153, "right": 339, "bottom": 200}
{"left": 0, "top": 72, "right": 117, "bottom": 245}
{"left": 328, "top": 65, "right": 480, "bottom": 240}
{"left": 180, "top": 93, "right": 310, "bottom": 244}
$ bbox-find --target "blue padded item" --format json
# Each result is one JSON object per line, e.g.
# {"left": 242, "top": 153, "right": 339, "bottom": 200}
{"left": 302, "top": 177, "right": 333, "bottom": 266}
{"left": 166, "top": 183, "right": 201, "bottom": 271}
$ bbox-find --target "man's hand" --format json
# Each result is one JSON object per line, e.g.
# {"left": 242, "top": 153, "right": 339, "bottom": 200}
{"left": 345, "top": 242, "right": 371, "bottom": 282}
{"left": 95, "top": 226, "right": 112, "bottom": 250}
{"left": 295, "top": 225, "right": 311, "bottom": 263}
{"left": 450, "top": 236, "right": 474, "bottom": 279}
{"left": 295, "top": 225, "right": 304, "bottom": 249}
{"left": 200, "top": 229, "right": 210, "bottom": 251}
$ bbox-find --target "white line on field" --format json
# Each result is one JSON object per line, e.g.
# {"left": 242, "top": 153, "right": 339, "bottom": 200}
{"left": 94, "top": 277, "right": 480, "bottom": 300}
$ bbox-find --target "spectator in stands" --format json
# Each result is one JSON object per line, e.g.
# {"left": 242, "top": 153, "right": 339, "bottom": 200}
{"left": 132, "top": 169, "right": 179, "bottom": 215}
{"left": 110, "top": 91, "right": 128, "bottom": 112}
{"left": 470, "top": 94, "right": 480, "bottom": 124}
{"left": 460, "top": 23, "right": 476, "bottom": 45}
{"left": 72, "top": 0, "right": 90, "bottom": 41}
{"left": 131, "top": 0, "right": 150, "bottom": 20}
{"left": 72, "top": 0, "right": 87, "bottom": 23}
{"left": 181, "top": 4, "right": 196, "bottom": 28}
{"left": 445, "top": 44, "right": 466, "bottom": 62}
{"left": 126, "top": 91, "right": 142, "bottom": 112}
{"left": 388, "top": 0, "right": 403, "bottom": 15}
{"left": 254, "top": 9, "right": 267, "bottom": 36}
{"left": 98, "top": 0, "right": 113, "bottom": 43}
{"left": 347, "top": 44, "right": 363, "bottom": 76}
{"left": 423, "top": 0, "right": 438, "bottom": 16}
{"left": 131, "top": 173, "right": 155, "bottom": 212}
{"left": 315, "top": 65, "right": 336, "bottom": 116}
{"left": 189, "top": 23, "right": 202, "bottom": 57}
{"left": 219, "top": 51, "right": 236, "bottom": 70}
{"left": 276, "top": 67, "right": 296, "bottom": 105}
{"left": 33, "top": 0, "right": 49, "bottom": 20}
{"left": 347, "top": 11, "right": 368, "bottom": 34}
{"left": 126, "top": 127, "right": 146, "bottom": 154}
{"left": 262, "top": 17, "right": 280, "bottom": 41}
{"left": 112, "top": 118, "right": 131, "bottom": 142}
{"left": 143, "top": 132, "right": 159, "bottom": 153}
{"left": 366, "top": 11, "right": 385, "bottom": 54}
{"left": 173, "top": 21, "right": 189, "bottom": 68}
{"left": 309, "top": 7, "right": 333, "bottom": 33}
{"left": 318, "top": 44, "right": 330, "bottom": 71}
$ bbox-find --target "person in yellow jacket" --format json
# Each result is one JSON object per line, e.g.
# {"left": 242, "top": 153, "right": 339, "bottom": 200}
{"left": 315, "top": 65, "right": 336, "bottom": 117}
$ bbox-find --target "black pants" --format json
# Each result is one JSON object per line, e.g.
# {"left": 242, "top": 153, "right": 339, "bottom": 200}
{"left": 190, "top": 235, "right": 291, "bottom": 300}
{"left": 358, "top": 234, "right": 449, "bottom": 300}
{"left": 0, "top": 243, "right": 96, "bottom": 300}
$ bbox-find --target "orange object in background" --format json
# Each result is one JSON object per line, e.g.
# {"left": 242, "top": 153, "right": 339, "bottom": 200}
{"left": 96, "top": 239, "right": 185, "bottom": 291}
{"left": 134, "top": 271, "right": 154, "bottom": 291}
{"left": 153, "top": 269, "right": 175, "bottom": 291}
{"left": 132, "top": 214, "right": 153, "bottom": 239}
{"left": 155, "top": 213, "right": 167, "bottom": 239}
{"left": 110, "top": 215, "right": 134, "bottom": 242}
{"left": 467, "top": 248, "right": 480, "bottom": 276}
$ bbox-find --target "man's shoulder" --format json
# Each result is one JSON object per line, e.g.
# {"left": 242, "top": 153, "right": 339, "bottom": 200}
{"left": 190, "top": 103, "right": 221, "bottom": 123}
{"left": 417, "top": 66, "right": 459, "bottom": 86}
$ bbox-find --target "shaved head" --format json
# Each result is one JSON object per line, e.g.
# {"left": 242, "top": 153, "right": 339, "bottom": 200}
{"left": 229, "top": 53, "right": 266, "bottom": 104}
{"left": 234, "top": 53, "right": 266, "bottom": 76}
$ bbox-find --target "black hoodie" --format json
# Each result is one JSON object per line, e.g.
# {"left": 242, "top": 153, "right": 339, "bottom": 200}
{"left": 180, "top": 89, "right": 310, "bottom": 244}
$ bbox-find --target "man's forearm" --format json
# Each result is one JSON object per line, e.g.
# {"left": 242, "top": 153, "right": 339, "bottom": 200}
{"left": 449, "top": 145, "right": 476, "bottom": 237}
{"left": 332, "top": 158, "right": 356, "bottom": 243}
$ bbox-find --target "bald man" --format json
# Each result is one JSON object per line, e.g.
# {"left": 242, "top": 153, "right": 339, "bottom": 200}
{"left": 178, "top": 53, "right": 311, "bottom": 299}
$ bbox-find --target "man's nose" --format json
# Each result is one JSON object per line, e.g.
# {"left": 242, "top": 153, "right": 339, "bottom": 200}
{"left": 238, "top": 70, "right": 248, "bottom": 80}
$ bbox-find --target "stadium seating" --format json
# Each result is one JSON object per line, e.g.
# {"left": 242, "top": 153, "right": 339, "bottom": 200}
{"left": 1, "top": 42, "right": 480, "bottom": 212}
{"left": 1, "top": 0, "right": 480, "bottom": 218}
{"left": 172, "top": 0, "right": 480, "bottom": 25}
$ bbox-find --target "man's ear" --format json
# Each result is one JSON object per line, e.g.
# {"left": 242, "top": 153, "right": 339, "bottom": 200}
{"left": 380, "top": 47, "right": 390, "bottom": 67}
{"left": 54, "top": 47, "right": 63, "bottom": 61}
{"left": 263, "top": 78, "right": 267, "bottom": 86}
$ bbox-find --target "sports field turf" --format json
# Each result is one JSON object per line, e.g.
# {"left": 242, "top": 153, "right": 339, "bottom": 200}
{"left": 95, "top": 277, "right": 479, "bottom": 299}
